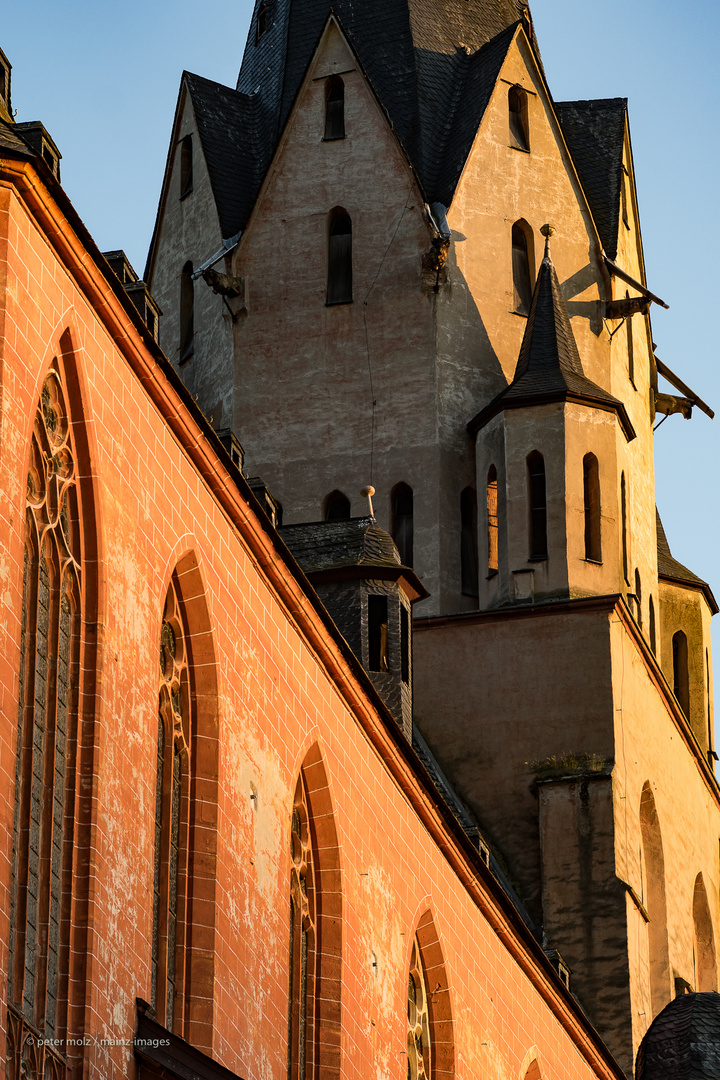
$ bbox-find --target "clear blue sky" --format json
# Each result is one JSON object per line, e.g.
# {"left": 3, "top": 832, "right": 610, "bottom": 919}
{"left": 4, "top": 0, "right": 719, "bottom": 666}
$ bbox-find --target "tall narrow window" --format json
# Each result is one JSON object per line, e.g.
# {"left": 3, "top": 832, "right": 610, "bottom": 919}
{"left": 391, "top": 483, "right": 414, "bottom": 567}
{"left": 672, "top": 630, "right": 690, "bottom": 719}
{"left": 8, "top": 359, "right": 95, "bottom": 1080}
{"left": 635, "top": 569, "right": 643, "bottom": 628}
{"left": 324, "top": 490, "right": 350, "bottom": 521}
{"left": 527, "top": 452, "right": 547, "bottom": 560}
{"left": 621, "top": 166, "right": 630, "bottom": 229}
{"left": 460, "top": 487, "right": 479, "bottom": 597}
{"left": 151, "top": 563, "right": 219, "bottom": 1051}
{"left": 512, "top": 221, "right": 533, "bottom": 315}
{"left": 649, "top": 596, "right": 657, "bottom": 655}
{"left": 326, "top": 209, "right": 352, "bottom": 305}
{"left": 179, "top": 134, "right": 193, "bottom": 199}
{"left": 256, "top": 1, "right": 267, "bottom": 41}
{"left": 401, "top": 605, "right": 410, "bottom": 685}
{"left": 324, "top": 76, "right": 345, "bottom": 140}
{"left": 707, "top": 650, "right": 713, "bottom": 758}
{"left": 407, "top": 938, "right": 432, "bottom": 1080}
{"left": 289, "top": 774, "right": 316, "bottom": 1080}
{"left": 693, "top": 874, "right": 718, "bottom": 991}
{"left": 639, "top": 784, "right": 671, "bottom": 1016}
{"left": 583, "top": 453, "right": 601, "bottom": 561}
{"left": 368, "top": 595, "right": 389, "bottom": 672}
{"left": 486, "top": 466, "right": 498, "bottom": 575}
{"left": 621, "top": 472, "right": 629, "bottom": 583}
{"left": 508, "top": 85, "right": 529, "bottom": 151}
{"left": 180, "top": 261, "right": 194, "bottom": 363}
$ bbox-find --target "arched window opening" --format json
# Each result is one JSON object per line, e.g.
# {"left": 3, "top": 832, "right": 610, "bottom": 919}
{"left": 508, "top": 85, "right": 529, "bottom": 151}
{"left": 368, "top": 594, "right": 389, "bottom": 672}
{"left": 324, "top": 489, "right": 350, "bottom": 521}
{"left": 512, "top": 221, "right": 534, "bottom": 315}
{"left": 152, "top": 557, "right": 219, "bottom": 1049}
{"left": 693, "top": 873, "right": 717, "bottom": 991}
{"left": 324, "top": 76, "right": 345, "bottom": 140}
{"left": 8, "top": 355, "right": 98, "bottom": 1080}
{"left": 179, "top": 134, "right": 193, "bottom": 199}
{"left": 180, "top": 261, "right": 194, "bottom": 363}
{"left": 635, "top": 569, "right": 643, "bottom": 628}
{"left": 640, "top": 783, "right": 671, "bottom": 1016}
{"left": 401, "top": 605, "right": 410, "bottom": 685}
{"left": 707, "top": 649, "right": 714, "bottom": 759}
{"left": 288, "top": 747, "right": 342, "bottom": 1080}
{"left": 621, "top": 472, "right": 629, "bottom": 583}
{"left": 527, "top": 452, "right": 547, "bottom": 560}
{"left": 621, "top": 165, "right": 630, "bottom": 230}
{"left": 460, "top": 487, "right": 479, "bottom": 597}
{"left": 326, "top": 208, "right": 352, "bottom": 305}
{"left": 649, "top": 596, "right": 657, "bottom": 656}
{"left": 583, "top": 453, "right": 601, "bottom": 561}
{"left": 672, "top": 630, "right": 690, "bottom": 719}
{"left": 256, "top": 1, "right": 267, "bottom": 41}
{"left": 391, "top": 483, "right": 414, "bottom": 567}
{"left": 486, "top": 466, "right": 499, "bottom": 576}
{"left": 523, "top": 1061, "right": 542, "bottom": 1080}
{"left": 409, "top": 911, "right": 455, "bottom": 1080}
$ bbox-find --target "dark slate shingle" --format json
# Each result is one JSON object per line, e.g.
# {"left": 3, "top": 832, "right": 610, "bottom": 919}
{"left": 636, "top": 992, "right": 720, "bottom": 1080}
{"left": 555, "top": 98, "right": 627, "bottom": 260}
{"left": 280, "top": 516, "right": 404, "bottom": 575}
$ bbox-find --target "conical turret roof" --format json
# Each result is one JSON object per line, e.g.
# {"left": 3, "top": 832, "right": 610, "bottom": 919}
{"left": 469, "top": 238, "right": 635, "bottom": 439}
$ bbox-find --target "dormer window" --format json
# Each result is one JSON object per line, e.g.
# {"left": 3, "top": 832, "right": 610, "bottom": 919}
{"left": 324, "top": 76, "right": 345, "bottom": 140}
{"left": 508, "top": 85, "right": 530, "bottom": 151}
{"left": 256, "top": 2, "right": 268, "bottom": 41}
{"left": 180, "top": 134, "right": 193, "bottom": 199}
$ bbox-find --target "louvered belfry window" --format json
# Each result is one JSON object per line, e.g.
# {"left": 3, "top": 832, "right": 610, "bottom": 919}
{"left": 289, "top": 775, "right": 317, "bottom": 1080}
{"left": 153, "top": 578, "right": 192, "bottom": 1033}
{"left": 324, "top": 76, "right": 345, "bottom": 140}
{"left": 8, "top": 365, "right": 84, "bottom": 1080}
{"left": 326, "top": 209, "right": 352, "bottom": 304}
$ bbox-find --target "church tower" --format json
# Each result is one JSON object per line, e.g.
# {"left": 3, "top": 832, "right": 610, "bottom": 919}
{"left": 146, "top": 2, "right": 718, "bottom": 1071}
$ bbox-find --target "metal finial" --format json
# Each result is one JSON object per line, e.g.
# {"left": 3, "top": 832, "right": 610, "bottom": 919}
{"left": 540, "top": 222, "right": 556, "bottom": 261}
{"left": 360, "top": 485, "right": 376, "bottom": 520}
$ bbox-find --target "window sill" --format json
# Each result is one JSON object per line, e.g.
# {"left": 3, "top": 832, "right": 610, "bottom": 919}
{"left": 180, "top": 187, "right": 193, "bottom": 201}
{"left": 325, "top": 299, "right": 353, "bottom": 307}
{"left": 583, "top": 557, "right": 603, "bottom": 565}
{"left": 179, "top": 346, "right": 194, "bottom": 367}
{"left": 486, "top": 570, "right": 498, "bottom": 580}
{"left": 322, "top": 135, "right": 346, "bottom": 142}
{"left": 509, "top": 309, "right": 529, "bottom": 318}
{"left": 509, "top": 144, "right": 531, "bottom": 154}
{"left": 527, "top": 556, "right": 547, "bottom": 563}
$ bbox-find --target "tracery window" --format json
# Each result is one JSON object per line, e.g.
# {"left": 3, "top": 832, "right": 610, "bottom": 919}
{"left": 407, "top": 938, "right": 432, "bottom": 1080}
{"left": 153, "top": 578, "right": 192, "bottom": 1032}
{"left": 289, "top": 775, "right": 317, "bottom": 1080}
{"left": 8, "top": 364, "right": 87, "bottom": 1080}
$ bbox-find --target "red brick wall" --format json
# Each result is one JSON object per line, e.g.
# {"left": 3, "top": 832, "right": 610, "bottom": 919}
{"left": 0, "top": 163, "right": 624, "bottom": 1080}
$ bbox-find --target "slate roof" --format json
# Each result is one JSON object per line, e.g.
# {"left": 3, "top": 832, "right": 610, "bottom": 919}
{"left": 280, "top": 516, "right": 404, "bottom": 574}
{"left": 469, "top": 245, "right": 634, "bottom": 438}
{"left": 555, "top": 98, "right": 627, "bottom": 260}
{"left": 0, "top": 116, "right": 39, "bottom": 157}
{"left": 636, "top": 992, "right": 720, "bottom": 1080}
{"left": 184, "top": 73, "right": 264, "bottom": 241}
{"left": 656, "top": 510, "right": 718, "bottom": 613}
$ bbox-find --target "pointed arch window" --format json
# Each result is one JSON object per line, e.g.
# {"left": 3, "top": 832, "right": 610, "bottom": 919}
{"left": 179, "top": 134, "right": 193, "bottom": 199}
{"left": 634, "top": 569, "right": 643, "bottom": 628}
{"left": 649, "top": 596, "right": 657, "bottom": 655}
{"left": 639, "top": 784, "right": 671, "bottom": 1017}
{"left": 672, "top": 630, "right": 690, "bottom": 719}
{"left": 391, "top": 483, "right": 413, "bottom": 567}
{"left": 8, "top": 359, "right": 96, "bottom": 1080}
{"left": 693, "top": 874, "right": 717, "bottom": 991}
{"left": 180, "top": 261, "right": 194, "bottom": 363}
{"left": 324, "top": 76, "right": 345, "bottom": 140}
{"left": 512, "top": 221, "right": 534, "bottom": 315}
{"left": 508, "top": 85, "right": 529, "bottom": 151}
{"left": 460, "top": 487, "right": 479, "bottom": 596}
{"left": 324, "top": 489, "right": 350, "bottom": 520}
{"left": 583, "top": 453, "right": 601, "bottom": 562}
{"left": 486, "top": 466, "right": 498, "bottom": 575}
{"left": 326, "top": 209, "right": 352, "bottom": 305}
{"left": 527, "top": 452, "right": 547, "bottom": 560}
{"left": 287, "top": 749, "right": 342, "bottom": 1080}
{"left": 152, "top": 563, "right": 219, "bottom": 1048}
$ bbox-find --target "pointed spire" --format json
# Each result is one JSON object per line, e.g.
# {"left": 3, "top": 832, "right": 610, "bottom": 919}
{"left": 468, "top": 223, "right": 636, "bottom": 441}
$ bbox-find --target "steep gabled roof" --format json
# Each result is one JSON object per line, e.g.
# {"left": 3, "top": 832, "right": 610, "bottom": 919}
{"left": 184, "top": 72, "right": 263, "bottom": 241}
{"left": 656, "top": 510, "right": 718, "bottom": 613}
{"left": 469, "top": 242, "right": 635, "bottom": 439}
{"left": 555, "top": 98, "right": 627, "bottom": 260}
